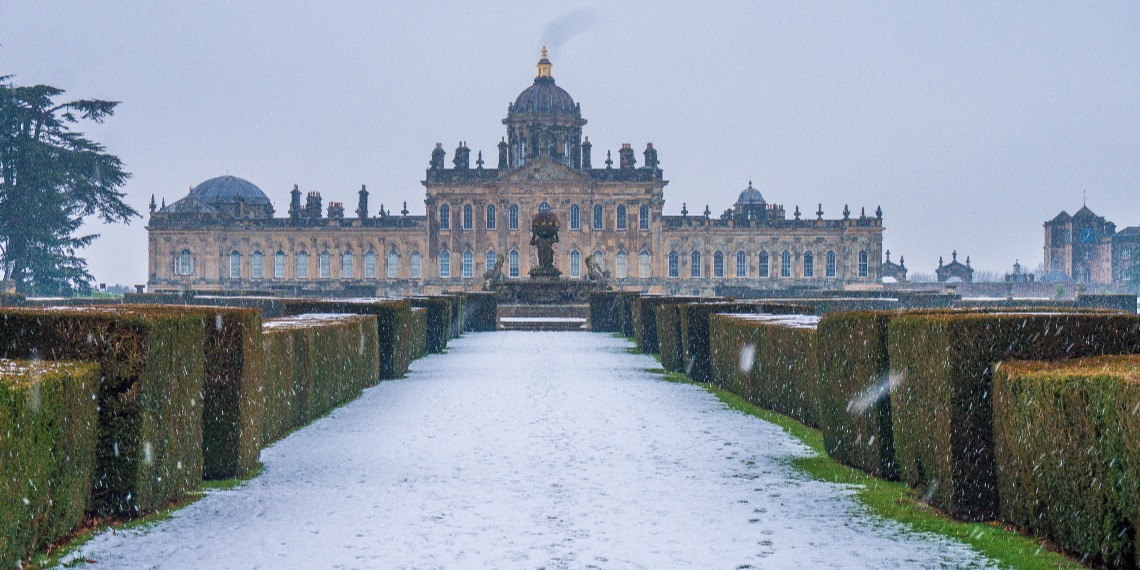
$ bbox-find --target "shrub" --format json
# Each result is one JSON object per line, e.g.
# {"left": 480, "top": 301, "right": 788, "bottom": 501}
{"left": 617, "top": 292, "right": 638, "bottom": 338}
{"left": 261, "top": 327, "right": 299, "bottom": 444}
{"left": 632, "top": 296, "right": 699, "bottom": 354}
{"left": 463, "top": 292, "right": 498, "bottom": 332}
{"left": 411, "top": 297, "right": 453, "bottom": 353}
{"left": 888, "top": 312, "right": 1140, "bottom": 521}
{"left": 588, "top": 291, "right": 622, "bottom": 332}
{"left": 443, "top": 293, "right": 467, "bottom": 338}
{"left": 680, "top": 301, "right": 810, "bottom": 383}
{"left": 993, "top": 356, "right": 1139, "bottom": 568}
{"left": 0, "top": 307, "right": 206, "bottom": 515}
{"left": 409, "top": 308, "right": 428, "bottom": 360}
{"left": 708, "top": 314, "right": 747, "bottom": 395}
{"left": 0, "top": 360, "right": 99, "bottom": 568}
{"left": 656, "top": 303, "right": 685, "bottom": 372}
{"left": 281, "top": 299, "right": 412, "bottom": 380}
{"left": 745, "top": 315, "right": 822, "bottom": 426}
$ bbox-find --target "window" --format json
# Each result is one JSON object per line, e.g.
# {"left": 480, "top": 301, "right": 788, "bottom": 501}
{"left": 252, "top": 251, "right": 264, "bottom": 279}
{"left": 593, "top": 204, "right": 603, "bottom": 230}
{"left": 736, "top": 250, "right": 747, "bottom": 278}
{"left": 781, "top": 251, "right": 791, "bottom": 277}
{"left": 858, "top": 250, "right": 869, "bottom": 277}
{"left": 639, "top": 249, "right": 650, "bottom": 277}
{"left": 297, "top": 251, "right": 309, "bottom": 279}
{"left": 486, "top": 250, "right": 496, "bottom": 273}
{"left": 462, "top": 204, "right": 473, "bottom": 230}
{"left": 177, "top": 249, "right": 194, "bottom": 276}
{"left": 594, "top": 250, "right": 605, "bottom": 273}
{"left": 713, "top": 251, "right": 724, "bottom": 278}
{"left": 439, "top": 204, "right": 450, "bottom": 230}
{"left": 342, "top": 252, "right": 353, "bottom": 278}
{"left": 616, "top": 250, "right": 628, "bottom": 278}
{"left": 758, "top": 252, "right": 769, "bottom": 278}
{"left": 538, "top": 201, "right": 552, "bottom": 213}
{"left": 691, "top": 251, "right": 702, "bottom": 277}
{"left": 319, "top": 251, "right": 331, "bottom": 279}
{"left": 229, "top": 251, "right": 241, "bottom": 279}
{"left": 826, "top": 251, "right": 836, "bottom": 277}
{"left": 439, "top": 250, "right": 450, "bottom": 279}
{"left": 570, "top": 250, "right": 581, "bottom": 278}
{"left": 410, "top": 252, "right": 421, "bottom": 278}
{"left": 639, "top": 205, "right": 649, "bottom": 230}
{"left": 509, "top": 204, "right": 519, "bottom": 230}
{"left": 668, "top": 251, "right": 679, "bottom": 278}
{"left": 616, "top": 205, "right": 627, "bottom": 230}
{"left": 274, "top": 251, "right": 285, "bottom": 279}
{"left": 385, "top": 250, "right": 397, "bottom": 279}
{"left": 570, "top": 205, "right": 580, "bottom": 230}
{"left": 486, "top": 204, "right": 497, "bottom": 229}
{"left": 803, "top": 251, "right": 814, "bottom": 278}
{"left": 365, "top": 251, "right": 377, "bottom": 279}
{"left": 509, "top": 250, "right": 519, "bottom": 278}
{"left": 462, "top": 250, "right": 473, "bottom": 278}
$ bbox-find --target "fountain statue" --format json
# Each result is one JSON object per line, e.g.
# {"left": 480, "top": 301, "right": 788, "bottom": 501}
{"left": 529, "top": 210, "right": 561, "bottom": 280}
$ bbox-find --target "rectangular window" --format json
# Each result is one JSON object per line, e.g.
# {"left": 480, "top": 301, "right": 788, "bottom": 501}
{"left": 736, "top": 251, "right": 746, "bottom": 278}
{"left": 439, "top": 204, "right": 450, "bottom": 230}
{"left": 509, "top": 205, "right": 519, "bottom": 230}
{"left": 229, "top": 253, "right": 241, "bottom": 279}
{"left": 570, "top": 251, "right": 580, "bottom": 278}
{"left": 668, "top": 253, "right": 678, "bottom": 278}
{"left": 486, "top": 205, "right": 497, "bottom": 229}
{"left": 638, "top": 252, "right": 650, "bottom": 277}
{"left": 410, "top": 253, "right": 421, "bottom": 278}
{"left": 320, "top": 253, "right": 331, "bottom": 279}
{"left": 713, "top": 253, "right": 724, "bottom": 278}
{"left": 758, "top": 253, "right": 769, "bottom": 278}
{"left": 297, "top": 253, "right": 309, "bottom": 279}
{"left": 252, "top": 253, "right": 263, "bottom": 279}
{"left": 486, "top": 251, "right": 496, "bottom": 273}
{"left": 439, "top": 251, "right": 450, "bottom": 279}
{"left": 365, "top": 252, "right": 377, "bottom": 279}
{"left": 463, "top": 205, "right": 473, "bottom": 230}
{"left": 639, "top": 205, "right": 649, "bottom": 230}
{"left": 274, "top": 252, "right": 285, "bottom": 279}
{"left": 342, "top": 253, "right": 353, "bottom": 278}
{"left": 462, "top": 251, "right": 473, "bottom": 278}
{"left": 825, "top": 252, "right": 836, "bottom": 277}
{"left": 570, "top": 205, "right": 580, "bottom": 230}
{"left": 387, "top": 252, "right": 398, "bottom": 279}
{"left": 781, "top": 253, "right": 791, "bottom": 278}
{"left": 616, "top": 206, "right": 627, "bottom": 230}
{"left": 616, "top": 253, "right": 628, "bottom": 279}
{"left": 858, "top": 251, "right": 868, "bottom": 277}
{"left": 509, "top": 251, "right": 519, "bottom": 278}
{"left": 593, "top": 205, "right": 603, "bottom": 230}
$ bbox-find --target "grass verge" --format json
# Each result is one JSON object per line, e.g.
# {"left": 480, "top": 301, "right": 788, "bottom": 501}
{"left": 645, "top": 365, "right": 1085, "bottom": 570}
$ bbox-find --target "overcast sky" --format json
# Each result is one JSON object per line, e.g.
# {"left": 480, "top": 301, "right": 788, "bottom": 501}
{"left": 3, "top": 1, "right": 1139, "bottom": 284}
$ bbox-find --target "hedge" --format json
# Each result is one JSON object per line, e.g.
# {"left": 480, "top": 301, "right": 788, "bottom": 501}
{"left": 887, "top": 312, "right": 1140, "bottom": 521}
{"left": 281, "top": 299, "right": 412, "bottom": 380}
{"left": 618, "top": 292, "right": 638, "bottom": 338}
{"left": 588, "top": 291, "right": 623, "bottom": 332}
{"left": 408, "top": 308, "right": 428, "bottom": 360}
{"left": 655, "top": 303, "right": 686, "bottom": 372}
{"left": 443, "top": 293, "right": 467, "bottom": 338}
{"left": 632, "top": 296, "right": 700, "bottom": 354}
{"left": 993, "top": 357, "right": 1140, "bottom": 568}
{"left": 0, "top": 307, "right": 205, "bottom": 515}
{"left": 679, "top": 301, "right": 810, "bottom": 383}
{"left": 411, "top": 297, "right": 453, "bottom": 353}
{"left": 709, "top": 314, "right": 749, "bottom": 395}
{"left": 816, "top": 311, "right": 898, "bottom": 479}
{"left": 0, "top": 360, "right": 99, "bottom": 568}
{"left": 463, "top": 292, "right": 498, "bottom": 332}
{"left": 745, "top": 315, "right": 822, "bottom": 426}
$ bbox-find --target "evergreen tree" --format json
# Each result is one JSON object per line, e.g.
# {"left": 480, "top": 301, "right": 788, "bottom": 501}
{"left": 0, "top": 76, "right": 137, "bottom": 295}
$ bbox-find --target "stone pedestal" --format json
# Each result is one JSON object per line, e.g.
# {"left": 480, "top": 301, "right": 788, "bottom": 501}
{"left": 494, "top": 280, "right": 604, "bottom": 304}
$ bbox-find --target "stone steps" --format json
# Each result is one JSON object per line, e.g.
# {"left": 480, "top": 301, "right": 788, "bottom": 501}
{"left": 498, "top": 317, "right": 588, "bottom": 332}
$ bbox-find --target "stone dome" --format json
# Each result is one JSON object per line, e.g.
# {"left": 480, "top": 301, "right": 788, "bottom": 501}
{"left": 189, "top": 175, "right": 271, "bottom": 206}
{"left": 513, "top": 78, "right": 576, "bottom": 115}
{"left": 737, "top": 181, "right": 765, "bottom": 205}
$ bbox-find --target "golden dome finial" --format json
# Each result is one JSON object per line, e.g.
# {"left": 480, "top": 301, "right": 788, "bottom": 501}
{"left": 536, "top": 45, "right": 553, "bottom": 78}
{"left": 541, "top": 45, "right": 548, "bottom": 59}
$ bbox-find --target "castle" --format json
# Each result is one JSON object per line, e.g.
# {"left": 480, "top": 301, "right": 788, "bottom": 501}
{"left": 147, "top": 49, "right": 885, "bottom": 296}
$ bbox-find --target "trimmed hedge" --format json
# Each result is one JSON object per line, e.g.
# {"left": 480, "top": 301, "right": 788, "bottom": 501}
{"left": 261, "top": 326, "right": 301, "bottom": 444}
{"left": 887, "top": 312, "right": 1140, "bottom": 521}
{"left": 709, "top": 313, "right": 748, "bottom": 395}
{"left": 618, "top": 292, "right": 638, "bottom": 338}
{"left": 632, "top": 296, "right": 700, "bottom": 354}
{"left": 655, "top": 303, "right": 686, "bottom": 372}
{"left": 443, "top": 293, "right": 467, "bottom": 338}
{"left": 993, "top": 356, "right": 1139, "bottom": 568}
{"left": 679, "top": 301, "right": 811, "bottom": 383}
{"left": 0, "top": 307, "right": 205, "bottom": 515}
{"left": 411, "top": 297, "right": 453, "bottom": 353}
{"left": 0, "top": 360, "right": 99, "bottom": 568}
{"left": 816, "top": 311, "right": 898, "bottom": 479}
{"left": 409, "top": 308, "right": 428, "bottom": 360}
{"left": 588, "top": 291, "right": 622, "bottom": 332}
{"left": 281, "top": 299, "right": 413, "bottom": 380}
{"left": 463, "top": 292, "right": 498, "bottom": 332}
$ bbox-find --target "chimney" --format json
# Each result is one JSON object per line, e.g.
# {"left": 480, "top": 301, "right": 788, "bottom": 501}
{"left": 327, "top": 201, "right": 345, "bottom": 219}
{"left": 430, "top": 143, "right": 446, "bottom": 170}
{"left": 356, "top": 184, "right": 369, "bottom": 219}
{"left": 289, "top": 184, "right": 302, "bottom": 220}
{"left": 619, "top": 143, "right": 636, "bottom": 170}
{"left": 582, "top": 137, "right": 592, "bottom": 169}
{"left": 643, "top": 142, "right": 658, "bottom": 170}
{"left": 498, "top": 138, "right": 508, "bottom": 169}
{"left": 305, "top": 191, "right": 323, "bottom": 219}
{"left": 453, "top": 141, "right": 470, "bottom": 170}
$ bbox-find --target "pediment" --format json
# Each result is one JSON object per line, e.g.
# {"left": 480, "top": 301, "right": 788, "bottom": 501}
{"left": 499, "top": 157, "right": 591, "bottom": 185}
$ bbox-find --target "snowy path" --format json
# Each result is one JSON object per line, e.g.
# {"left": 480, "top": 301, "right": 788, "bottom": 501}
{"left": 63, "top": 332, "right": 992, "bottom": 569}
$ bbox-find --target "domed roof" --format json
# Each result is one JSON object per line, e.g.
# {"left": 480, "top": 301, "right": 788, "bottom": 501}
{"left": 737, "top": 181, "right": 765, "bottom": 205}
{"left": 511, "top": 47, "right": 577, "bottom": 116}
{"left": 189, "top": 175, "right": 271, "bottom": 206}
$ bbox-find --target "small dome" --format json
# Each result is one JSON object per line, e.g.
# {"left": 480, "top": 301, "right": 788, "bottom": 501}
{"left": 189, "top": 175, "right": 271, "bottom": 206}
{"left": 513, "top": 78, "right": 576, "bottom": 115}
{"left": 737, "top": 181, "right": 765, "bottom": 205}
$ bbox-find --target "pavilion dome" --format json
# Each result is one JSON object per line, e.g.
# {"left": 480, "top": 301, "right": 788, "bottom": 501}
{"left": 736, "top": 181, "right": 766, "bottom": 205}
{"left": 510, "top": 47, "right": 578, "bottom": 117}
{"left": 189, "top": 175, "right": 271, "bottom": 207}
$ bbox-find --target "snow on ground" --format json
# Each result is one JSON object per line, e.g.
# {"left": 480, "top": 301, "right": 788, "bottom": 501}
{"left": 60, "top": 332, "right": 993, "bottom": 569}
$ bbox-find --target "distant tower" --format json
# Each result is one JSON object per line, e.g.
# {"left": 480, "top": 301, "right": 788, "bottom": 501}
{"left": 503, "top": 46, "right": 587, "bottom": 169}
{"left": 356, "top": 184, "right": 369, "bottom": 219}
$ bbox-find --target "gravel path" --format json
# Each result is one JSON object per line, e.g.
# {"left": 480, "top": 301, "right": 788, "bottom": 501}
{"left": 62, "top": 332, "right": 992, "bottom": 569}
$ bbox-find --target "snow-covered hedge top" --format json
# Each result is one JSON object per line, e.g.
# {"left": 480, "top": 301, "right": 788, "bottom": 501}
{"left": 719, "top": 313, "right": 820, "bottom": 330}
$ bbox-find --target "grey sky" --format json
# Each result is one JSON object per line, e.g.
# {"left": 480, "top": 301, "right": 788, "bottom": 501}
{"left": 3, "top": 1, "right": 1139, "bottom": 285}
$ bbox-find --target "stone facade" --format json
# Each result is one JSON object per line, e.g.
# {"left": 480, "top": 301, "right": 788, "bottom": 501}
{"left": 1042, "top": 205, "right": 1140, "bottom": 284}
{"left": 147, "top": 51, "right": 885, "bottom": 296}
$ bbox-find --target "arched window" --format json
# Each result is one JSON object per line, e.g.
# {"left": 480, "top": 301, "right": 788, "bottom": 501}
{"left": 462, "top": 250, "right": 473, "bottom": 278}
{"left": 615, "top": 250, "right": 628, "bottom": 278}
{"left": 252, "top": 251, "right": 264, "bottom": 279}
{"left": 296, "top": 251, "right": 309, "bottom": 279}
{"left": 386, "top": 249, "right": 398, "bottom": 279}
{"left": 538, "top": 201, "right": 552, "bottom": 213}
{"left": 508, "top": 250, "right": 520, "bottom": 278}
{"left": 639, "top": 205, "right": 650, "bottom": 230}
{"left": 713, "top": 251, "right": 724, "bottom": 278}
{"left": 570, "top": 250, "right": 581, "bottom": 278}
{"left": 410, "top": 252, "right": 421, "bottom": 278}
{"left": 462, "top": 204, "right": 473, "bottom": 230}
{"left": 486, "top": 250, "right": 496, "bottom": 273}
{"left": 826, "top": 251, "right": 836, "bottom": 277}
{"left": 177, "top": 249, "right": 194, "bottom": 276}
{"left": 593, "top": 204, "right": 603, "bottom": 230}
{"left": 486, "top": 204, "right": 497, "bottom": 229}
{"left": 439, "top": 204, "right": 450, "bottom": 230}
{"left": 319, "top": 251, "right": 331, "bottom": 278}
{"left": 781, "top": 251, "right": 792, "bottom": 278}
{"left": 859, "top": 250, "right": 869, "bottom": 277}
{"left": 439, "top": 250, "right": 451, "bottom": 279}
{"left": 668, "top": 251, "right": 679, "bottom": 278}
{"left": 274, "top": 251, "right": 285, "bottom": 279}
{"left": 736, "top": 250, "right": 747, "bottom": 278}
{"left": 342, "top": 251, "right": 354, "bottom": 278}
{"left": 229, "top": 251, "right": 241, "bottom": 279}
{"left": 365, "top": 251, "right": 377, "bottom": 279}
{"left": 638, "top": 249, "right": 651, "bottom": 277}
{"left": 803, "top": 251, "right": 814, "bottom": 278}
{"left": 570, "top": 205, "right": 580, "bottom": 230}
{"left": 509, "top": 204, "right": 519, "bottom": 230}
{"left": 691, "top": 251, "right": 702, "bottom": 278}
{"left": 758, "top": 251, "right": 769, "bottom": 278}
{"left": 616, "top": 205, "right": 627, "bottom": 230}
